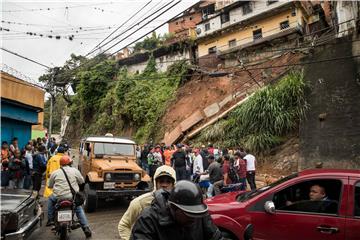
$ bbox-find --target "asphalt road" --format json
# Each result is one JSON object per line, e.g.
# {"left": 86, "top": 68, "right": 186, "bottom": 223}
{"left": 28, "top": 197, "right": 129, "bottom": 240}
{"left": 28, "top": 149, "right": 131, "bottom": 240}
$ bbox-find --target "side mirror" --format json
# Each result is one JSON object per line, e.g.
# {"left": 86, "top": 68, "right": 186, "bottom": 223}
{"left": 264, "top": 201, "right": 276, "bottom": 214}
{"left": 243, "top": 224, "right": 253, "bottom": 240}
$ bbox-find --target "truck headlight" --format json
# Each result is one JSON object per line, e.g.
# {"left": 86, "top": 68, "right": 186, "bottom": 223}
{"left": 105, "top": 173, "right": 112, "bottom": 181}
{"left": 134, "top": 173, "right": 141, "bottom": 181}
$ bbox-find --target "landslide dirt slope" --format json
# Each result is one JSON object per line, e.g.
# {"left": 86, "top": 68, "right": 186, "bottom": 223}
{"left": 161, "top": 52, "right": 304, "bottom": 135}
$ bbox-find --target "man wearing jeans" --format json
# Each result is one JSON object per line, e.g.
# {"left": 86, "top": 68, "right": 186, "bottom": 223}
{"left": 46, "top": 155, "right": 92, "bottom": 238}
{"left": 243, "top": 151, "right": 256, "bottom": 190}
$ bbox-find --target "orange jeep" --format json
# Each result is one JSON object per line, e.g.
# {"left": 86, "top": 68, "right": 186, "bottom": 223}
{"left": 79, "top": 135, "right": 151, "bottom": 212}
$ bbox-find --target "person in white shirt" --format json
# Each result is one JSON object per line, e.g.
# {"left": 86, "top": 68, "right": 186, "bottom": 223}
{"left": 46, "top": 155, "right": 92, "bottom": 238}
{"left": 193, "top": 148, "right": 204, "bottom": 174}
{"left": 243, "top": 152, "right": 256, "bottom": 190}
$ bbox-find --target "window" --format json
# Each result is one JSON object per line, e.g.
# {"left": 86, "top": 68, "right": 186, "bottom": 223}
{"left": 291, "top": 9, "right": 296, "bottom": 16}
{"left": 221, "top": 12, "right": 230, "bottom": 24}
{"left": 94, "top": 143, "right": 135, "bottom": 156}
{"left": 355, "top": 182, "right": 360, "bottom": 216}
{"left": 242, "top": 2, "right": 253, "bottom": 15}
{"left": 253, "top": 29, "right": 262, "bottom": 40}
{"left": 228, "top": 39, "right": 236, "bottom": 48}
{"left": 205, "top": 23, "right": 210, "bottom": 31}
{"left": 267, "top": 0, "right": 278, "bottom": 5}
{"left": 280, "top": 20, "right": 290, "bottom": 30}
{"left": 208, "top": 46, "right": 217, "bottom": 54}
{"left": 273, "top": 179, "right": 342, "bottom": 215}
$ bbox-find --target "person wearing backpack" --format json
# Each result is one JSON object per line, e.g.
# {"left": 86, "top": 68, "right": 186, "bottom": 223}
{"left": 213, "top": 155, "right": 232, "bottom": 196}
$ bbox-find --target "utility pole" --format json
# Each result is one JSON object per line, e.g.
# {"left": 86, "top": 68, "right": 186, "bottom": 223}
{"left": 48, "top": 93, "right": 53, "bottom": 142}
{"left": 47, "top": 67, "right": 59, "bottom": 144}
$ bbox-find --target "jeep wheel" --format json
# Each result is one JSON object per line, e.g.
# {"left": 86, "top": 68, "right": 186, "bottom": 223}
{"left": 84, "top": 183, "right": 97, "bottom": 213}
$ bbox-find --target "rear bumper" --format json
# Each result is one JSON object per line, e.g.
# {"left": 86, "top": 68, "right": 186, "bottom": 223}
{"left": 2, "top": 207, "right": 43, "bottom": 240}
{"left": 96, "top": 189, "right": 151, "bottom": 198}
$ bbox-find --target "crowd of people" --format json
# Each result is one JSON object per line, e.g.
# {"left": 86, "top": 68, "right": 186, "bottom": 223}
{"left": 119, "top": 143, "right": 258, "bottom": 240}
{"left": 137, "top": 143, "right": 257, "bottom": 197}
{"left": 1, "top": 136, "right": 59, "bottom": 191}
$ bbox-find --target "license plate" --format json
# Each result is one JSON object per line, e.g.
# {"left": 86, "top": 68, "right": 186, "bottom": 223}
{"left": 57, "top": 210, "right": 72, "bottom": 222}
{"left": 104, "top": 182, "right": 115, "bottom": 189}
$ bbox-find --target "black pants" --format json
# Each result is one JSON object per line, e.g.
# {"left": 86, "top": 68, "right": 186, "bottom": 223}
{"left": 32, "top": 172, "right": 42, "bottom": 192}
{"left": 246, "top": 171, "right": 257, "bottom": 190}
{"left": 175, "top": 166, "right": 188, "bottom": 181}
{"left": 149, "top": 164, "right": 160, "bottom": 179}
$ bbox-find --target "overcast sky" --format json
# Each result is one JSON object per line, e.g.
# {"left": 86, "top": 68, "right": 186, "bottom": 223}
{"left": 1, "top": 0, "right": 197, "bottom": 83}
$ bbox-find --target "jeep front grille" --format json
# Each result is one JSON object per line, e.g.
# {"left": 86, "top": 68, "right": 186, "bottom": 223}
{"left": 111, "top": 173, "right": 134, "bottom": 181}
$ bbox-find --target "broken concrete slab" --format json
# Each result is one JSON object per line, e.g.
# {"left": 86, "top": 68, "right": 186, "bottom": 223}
{"left": 218, "top": 95, "right": 233, "bottom": 108}
{"left": 180, "top": 110, "right": 204, "bottom": 132}
{"left": 203, "top": 102, "right": 220, "bottom": 118}
{"left": 164, "top": 126, "right": 183, "bottom": 145}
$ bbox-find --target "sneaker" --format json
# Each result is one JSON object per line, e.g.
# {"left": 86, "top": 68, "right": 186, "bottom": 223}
{"left": 82, "top": 226, "right": 92, "bottom": 238}
{"left": 46, "top": 220, "right": 54, "bottom": 227}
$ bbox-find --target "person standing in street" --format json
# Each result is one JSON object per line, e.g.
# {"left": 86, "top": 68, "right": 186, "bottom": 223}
{"left": 118, "top": 165, "right": 176, "bottom": 240}
{"left": 205, "top": 155, "right": 222, "bottom": 198}
{"left": 32, "top": 145, "right": 47, "bottom": 195}
{"left": 131, "top": 180, "right": 223, "bottom": 240}
{"left": 213, "top": 155, "right": 232, "bottom": 196}
{"left": 192, "top": 148, "right": 203, "bottom": 175}
{"left": 171, "top": 144, "right": 189, "bottom": 181}
{"left": 44, "top": 145, "right": 66, "bottom": 198}
{"left": 244, "top": 151, "right": 256, "bottom": 190}
{"left": 234, "top": 152, "right": 247, "bottom": 190}
{"left": 1, "top": 141, "right": 11, "bottom": 187}
{"left": 23, "top": 144, "right": 33, "bottom": 189}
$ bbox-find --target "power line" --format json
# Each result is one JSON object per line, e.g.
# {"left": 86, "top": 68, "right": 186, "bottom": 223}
{"left": 86, "top": 0, "right": 153, "bottom": 56}
{"left": 88, "top": 0, "right": 179, "bottom": 56}
{"left": 2, "top": 2, "right": 117, "bottom": 13}
{"left": 1, "top": 47, "right": 50, "bottom": 69}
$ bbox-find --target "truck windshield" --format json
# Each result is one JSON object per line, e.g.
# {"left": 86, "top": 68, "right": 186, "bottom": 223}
{"left": 94, "top": 143, "right": 134, "bottom": 156}
{"left": 237, "top": 173, "right": 298, "bottom": 202}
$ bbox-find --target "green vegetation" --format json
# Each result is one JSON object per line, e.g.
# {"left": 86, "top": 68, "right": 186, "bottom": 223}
{"left": 195, "top": 71, "right": 308, "bottom": 154}
{"left": 41, "top": 54, "right": 189, "bottom": 143}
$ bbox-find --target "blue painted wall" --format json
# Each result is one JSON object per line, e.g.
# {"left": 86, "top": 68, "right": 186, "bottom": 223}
{"left": 1, "top": 101, "right": 38, "bottom": 124}
{"left": 1, "top": 101, "right": 39, "bottom": 150}
{"left": 1, "top": 118, "right": 32, "bottom": 150}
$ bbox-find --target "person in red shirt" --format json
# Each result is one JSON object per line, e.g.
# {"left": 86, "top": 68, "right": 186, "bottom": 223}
{"left": 234, "top": 152, "right": 247, "bottom": 190}
{"left": 213, "top": 155, "right": 232, "bottom": 195}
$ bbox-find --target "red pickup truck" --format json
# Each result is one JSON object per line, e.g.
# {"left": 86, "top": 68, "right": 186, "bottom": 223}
{"left": 205, "top": 169, "right": 360, "bottom": 240}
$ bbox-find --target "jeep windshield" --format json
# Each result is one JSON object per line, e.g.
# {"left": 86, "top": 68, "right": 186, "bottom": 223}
{"left": 237, "top": 173, "right": 298, "bottom": 202}
{"left": 94, "top": 142, "right": 134, "bottom": 156}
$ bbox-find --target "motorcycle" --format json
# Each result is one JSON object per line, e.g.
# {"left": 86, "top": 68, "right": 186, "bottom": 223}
{"left": 53, "top": 199, "right": 80, "bottom": 240}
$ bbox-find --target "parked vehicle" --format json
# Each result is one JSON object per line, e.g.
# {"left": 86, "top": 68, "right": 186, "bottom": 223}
{"left": 52, "top": 199, "right": 80, "bottom": 240}
{"left": 78, "top": 135, "right": 151, "bottom": 212}
{"left": 1, "top": 189, "right": 43, "bottom": 240}
{"left": 206, "top": 169, "right": 360, "bottom": 240}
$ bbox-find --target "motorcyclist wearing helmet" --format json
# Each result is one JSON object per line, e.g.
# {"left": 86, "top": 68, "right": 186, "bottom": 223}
{"left": 46, "top": 155, "right": 92, "bottom": 238}
{"left": 131, "top": 180, "right": 223, "bottom": 240}
{"left": 118, "top": 165, "right": 176, "bottom": 240}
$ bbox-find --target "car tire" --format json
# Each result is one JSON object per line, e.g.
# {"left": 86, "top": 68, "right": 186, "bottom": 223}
{"left": 221, "top": 231, "right": 236, "bottom": 240}
{"left": 84, "top": 183, "right": 97, "bottom": 213}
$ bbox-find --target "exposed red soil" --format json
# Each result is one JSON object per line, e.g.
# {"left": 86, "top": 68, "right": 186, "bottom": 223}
{"left": 161, "top": 52, "right": 304, "bottom": 133}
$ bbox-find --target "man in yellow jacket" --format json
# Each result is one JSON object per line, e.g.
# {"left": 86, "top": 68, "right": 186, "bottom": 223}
{"left": 43, "top": 146, "right": 66, "bottom": 198}
{"left": 118, "top": 165, "right": 176, "bottom": 240}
